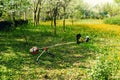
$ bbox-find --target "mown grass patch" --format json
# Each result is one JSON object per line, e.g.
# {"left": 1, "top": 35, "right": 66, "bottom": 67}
{"left": 0, "top": 20, "right": 120, "bottom": 79}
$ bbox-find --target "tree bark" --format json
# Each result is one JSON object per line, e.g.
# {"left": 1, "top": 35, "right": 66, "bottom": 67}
{"left": 11, "top": 12, "right": 15, "bottom": 27}
{"left": 51, "top": 17, "right": 53, "bottom": 27}
{"left": 71, "top": 15, "right": 73, "bottom": 25}
{"left": 36, "top": 7, "right": 41, "bottom": 25}
{"left": 53, "top": 16, "right": 56, "bottom": 35}
{"left": 63, "top": 6, "right": 66, "bottom": 31}
{"left": 33, "top": 0, "right": 40, "bottom": 26}
{"left": 53, "top": 7, "right": 58, "bottom": 35}
{"left": 24, "top": 12, "right": 26, "bottom": 20}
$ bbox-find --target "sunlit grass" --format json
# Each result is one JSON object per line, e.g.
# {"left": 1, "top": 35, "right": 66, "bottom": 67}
{"left": 0, "top": 19, "right": 120, "bottom": 79}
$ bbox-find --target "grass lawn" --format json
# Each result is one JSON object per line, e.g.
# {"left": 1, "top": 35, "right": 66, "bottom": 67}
{"left": 0, "top": 19, "right": 120, "bottom": 80}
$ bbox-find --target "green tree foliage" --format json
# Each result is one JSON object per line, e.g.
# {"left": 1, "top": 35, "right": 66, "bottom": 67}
{"left": 0, "top": 0, "right": 3, "bottom": 17}
{"left": 102, "top": 3, "right": 120, "bottom": 17}
{"left": 114, "top": 0, "right": 120, "bottom": 3}
{"left": 1, "top": 0, "right": 31, "bottom": 21}
{"left": 103, "top": 1, "right": 120, "bottom": 25}
{"left": 72, "top": 0, "right": 88, "bottom": 19}
{"left": 41, "top": 0, "right": 73, "bottom": 34}
{"left": 32, "top": 0, "right": 44, "bottom": 26}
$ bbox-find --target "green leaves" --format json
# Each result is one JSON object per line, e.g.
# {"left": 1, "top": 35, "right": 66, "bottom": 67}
{"left": 114, "top": 0, "right": 120, "bottom": 3}
{"left": 0, "top": 0, "right": 31, "bottom": 20}
{"left": 89, "top": 53, "right": 120, "bottom": 80}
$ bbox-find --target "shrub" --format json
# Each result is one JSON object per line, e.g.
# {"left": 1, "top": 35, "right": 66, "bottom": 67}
{"left": 104, "top": 15, "right": 120, "bottom": 25}
{"left": 15, "top": 19, "right": 28, "bottom": 27}
{"left": 89, "top": 53, "right": 120, "bottom": 80}
{"left": 0, "top": 21, "right": 12, "bottom": 31}
{"left": 0, "top": 20, "right": 28, "bottom": 31}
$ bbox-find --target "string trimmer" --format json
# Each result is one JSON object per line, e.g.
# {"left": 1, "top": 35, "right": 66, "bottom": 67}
{"left": 29, "top": 34, "right": 90, "bottom": 63}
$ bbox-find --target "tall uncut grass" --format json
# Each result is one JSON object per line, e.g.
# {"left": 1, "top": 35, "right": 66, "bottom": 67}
{"left": 89, "top": 53, "right": 120, "bottom": 80}
{"left": 104, "top": 15, "right": 120, "bottom": 25}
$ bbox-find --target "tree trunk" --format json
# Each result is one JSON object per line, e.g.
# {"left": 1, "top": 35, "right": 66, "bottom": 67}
{"left": 53, "top": 7, "right": 57, "bottom": 35}
{"left": 11, "top": 12, "right": 15, "bottom": 27}
{"left": 24, "top": 12, "right": 26, "bottom": 20}
{"left": 33, "top": 0, "right": 40, "bottom": 26}
{"left": 51, "top": 17, "right": 53, "bottom": 27}
{"left": 53, "top": 16, "right": 56, "bottom": 35}
{"left": 63, "top": 6, "right": 66, "bottom": 31}
{"left": 36, "top": 7, "right": 41, "bottom": 25}
{"left": 34, "top": 11, "right": 37, "bottom": 26}
{"left": 36, "top": 0, "right": 42, "bottom": 25}
{"left": 63, "top": 17, "right": 65, "bottom": 31}
{"left": 71, "top": 15, "right": 73, "bottom": 25}
{"left": 18, "top": 11, "right": 21, "bottom": 19}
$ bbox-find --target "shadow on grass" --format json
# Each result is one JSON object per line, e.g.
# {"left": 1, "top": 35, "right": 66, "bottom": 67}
{"left": 0, "top": 25, "right": 98, "bottom": 79}
{"left": 33, "top": 42, "right": 97, "bottom": 70}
